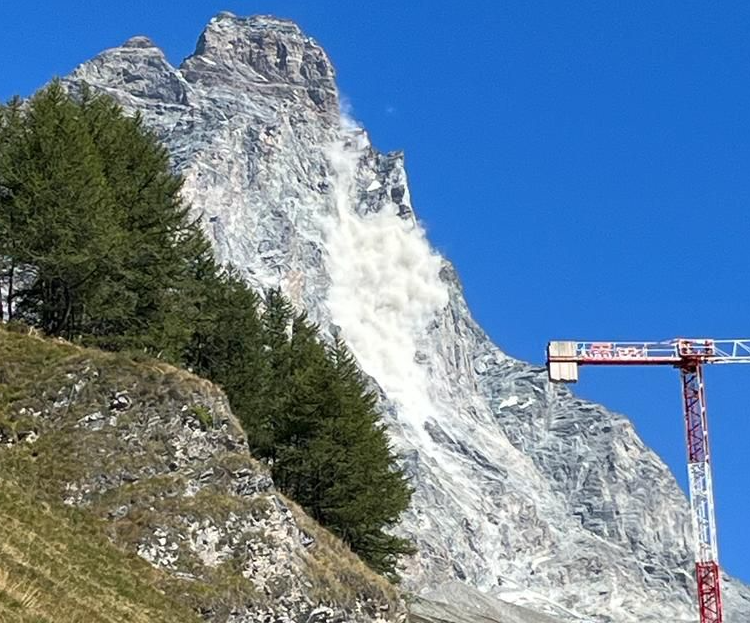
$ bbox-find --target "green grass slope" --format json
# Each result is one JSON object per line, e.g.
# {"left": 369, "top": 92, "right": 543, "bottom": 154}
{"left": 0, "top": 481, "right": 202, "bottom": 623}
{"left": 0, "top": 325, "right": 401, "bottom": 622}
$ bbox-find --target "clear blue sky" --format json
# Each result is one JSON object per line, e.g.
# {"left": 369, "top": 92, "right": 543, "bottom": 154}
{"left": 2, "top": 1, "right": 749, "bottom": 583}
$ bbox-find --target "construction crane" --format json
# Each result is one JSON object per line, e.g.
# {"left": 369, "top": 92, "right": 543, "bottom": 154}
{"left": 547, "top": 338, "right": 750, "bottom": 623}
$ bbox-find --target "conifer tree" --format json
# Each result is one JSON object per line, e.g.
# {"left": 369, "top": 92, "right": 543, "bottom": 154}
{"left": 250, "top": 300, "right": 414, "bottom": 578}
{"left": 0, "top": 97, "right": 24, "bottom": 321}
{"left": 0, "top": 83, "right": 212, "bottom": 356}
{"left": 272, "top": 311, "right": 333, "bottom": 494}
{"left": 249, "top": 288, "right": 295, "bottom": 461}
{"left": 0, "top": 83, "right": 119, "bottom": 337}
{"left": 186, "top": 267, "right": 268, "bottom": 428}
{"left": 303, "top": 339, "right": 414, "bottom": 579}
{"left": 78, "top": 90, "right": 208, "bottom": 357}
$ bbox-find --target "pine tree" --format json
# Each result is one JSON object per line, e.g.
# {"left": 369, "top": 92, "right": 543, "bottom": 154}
{"left": 252, "top": 302, "right": 415, "bottom": 579}
{"left": 306, "top": 339, "right": 414, "bottom": 579}
{"left": 0, "top": 84, "right": 213, "bottom": 356}
{"left": 78, "top": 88, "right": 209, "bottom": 357}
{"left": 186, "top": 266, "right": 268, "bottom": 430}
{"left": 1, "top": 83, "right": 120, "bottom": 337}
{"left": 272, "top": 311, "right": 333, "bottom": 495}
{"left": 0, "top": 97, "right": 24, "bottom": 321}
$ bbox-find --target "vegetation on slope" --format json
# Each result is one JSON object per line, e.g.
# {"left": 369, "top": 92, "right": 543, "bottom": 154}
{"left": 0, "top": 325, "right": 402, "bottom": 621}
{"left": 0, "top": 84, "right": 412, "bottom": 577}
{"left": 0, "top": 328, "right": 198, "bottom": 623}
{"left": 0, "top": 480, "right": 202, "bottom": 623}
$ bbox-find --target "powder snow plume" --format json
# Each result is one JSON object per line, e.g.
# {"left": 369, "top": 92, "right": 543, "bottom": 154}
{"left": 323, "top": 127, "right": 449, "bottom": 437}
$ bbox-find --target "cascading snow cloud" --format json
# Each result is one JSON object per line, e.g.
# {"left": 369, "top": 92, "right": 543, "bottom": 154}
{"left": 323, "top": 128, "right": 449, "bottom": 437}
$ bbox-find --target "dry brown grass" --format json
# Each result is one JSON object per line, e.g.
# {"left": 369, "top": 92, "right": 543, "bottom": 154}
{"left": 0, "top": 480, "right": 202, "bottom": 623}
{"left": 0, "top": 566, "right": 42, "bottom": 615}
{"left": 284, "top": 496, "right": 401, "bottom": 610}
{"left": 0, "top": 326, "right": 406, "bottom": 621}
{"left": 0, "top": 329, "right": 205, "bottom": 622}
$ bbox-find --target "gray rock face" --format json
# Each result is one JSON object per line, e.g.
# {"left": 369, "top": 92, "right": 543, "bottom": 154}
{"left": 63, "top": 12, "right": 750, "bottom": 623}
{"left": 182, "top": 13, "right": 337, "bottom": 112}
{"left": 9, "top": 347, "right": 404, "bottom": 623}
{"left": 411, "top": 582, "right": 565, "bottom": 623}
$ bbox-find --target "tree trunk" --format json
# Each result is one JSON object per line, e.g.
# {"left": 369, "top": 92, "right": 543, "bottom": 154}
{"left": 5, "top": 260, "right": 15, "bottom": 321}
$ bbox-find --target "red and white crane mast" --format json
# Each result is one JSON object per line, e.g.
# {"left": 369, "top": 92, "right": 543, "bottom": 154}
{"left": 547, "top": 338, "right": 750, "bottom": 623}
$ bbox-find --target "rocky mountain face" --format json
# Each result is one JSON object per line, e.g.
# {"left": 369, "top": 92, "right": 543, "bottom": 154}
{"left": 63, "top": 13, "right": 750, "bottom": 622}
{"left": 0, "top": 327, "right": 404, "bottom": 623}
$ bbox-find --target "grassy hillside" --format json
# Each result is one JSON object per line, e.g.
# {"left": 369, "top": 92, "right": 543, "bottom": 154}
{"left": 0, "top": 481, "right": 202, "bottom": 623}
{"left": 0, "top": 325, "right": 401, "bottom": 622}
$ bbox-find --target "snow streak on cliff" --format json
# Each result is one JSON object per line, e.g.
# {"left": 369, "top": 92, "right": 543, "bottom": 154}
{"left": 63, "top": 13, "right": 750, "bottom": 623}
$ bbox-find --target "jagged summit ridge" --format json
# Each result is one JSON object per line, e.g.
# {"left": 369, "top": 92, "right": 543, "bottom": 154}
{"left": 62, "top": 13, "right": 750, "bottom": 623}
{"left": 68, "top": 34, "right": 188, "bottom": 107}
{"left": 182, "top": 12, "right": 338, "bottom": 111}
{"left": 69, "top": 13, "right": 337, "bottom": 114}
{"left": 122, "top": 35, "right": 159, "bottom": 49}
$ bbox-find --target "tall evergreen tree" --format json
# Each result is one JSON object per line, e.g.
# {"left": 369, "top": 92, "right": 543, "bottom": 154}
{"left": 0, "top": 83, "right": 119, "bottom": 337}
{"left": 186, "top": 266, "right": 268, "bottom": 428}
{"left": 250, "top": 300, "right": 414, "bottom": 579}
{"left": 253, "top": 289, "right": 296, "bottom": 461}
{"left": 301, "top": 339, "right": 414, "bottom": 579}
{"left": 0, "top": 96, "right": 24, "bottom": 321}
{"left": 0, "top": 83, "right": 213, "bottom": 357}
{"left": 78, "top": 90, "right": 209, "bottom": 357}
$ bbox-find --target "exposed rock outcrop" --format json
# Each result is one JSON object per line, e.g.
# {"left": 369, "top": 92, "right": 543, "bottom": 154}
{"left": 0, "top": 328, "right": 404, "bottom": 623}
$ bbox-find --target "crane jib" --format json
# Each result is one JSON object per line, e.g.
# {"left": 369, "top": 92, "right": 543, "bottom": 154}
{"left": 544, "top": 337, "right": 749, "bottom": 623}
